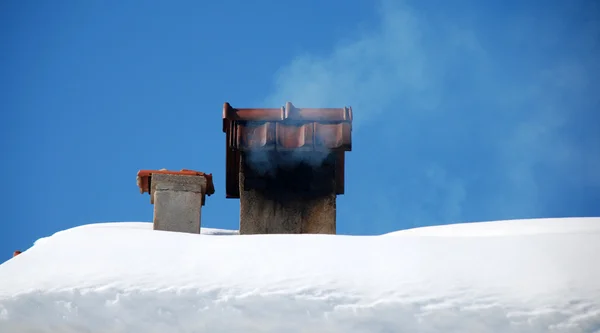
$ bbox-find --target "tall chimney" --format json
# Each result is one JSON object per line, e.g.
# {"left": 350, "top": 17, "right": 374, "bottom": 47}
{"left": 222, "top": 102, "right": 352, "bottom": 234}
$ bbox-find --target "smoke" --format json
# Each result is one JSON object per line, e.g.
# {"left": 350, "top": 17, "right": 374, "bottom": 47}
{"left": 244, "top": 149, "right": 331, "bottom": 177}
{"left": 261, "top": 0, "right": 600, "bottom": 230}
{"left": 242, "top": 102, "right": 344, "bottom": 175}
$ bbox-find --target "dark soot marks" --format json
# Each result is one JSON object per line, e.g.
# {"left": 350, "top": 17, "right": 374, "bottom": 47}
{"left": 242, "top": 151, "right": 336, "bottom": 201}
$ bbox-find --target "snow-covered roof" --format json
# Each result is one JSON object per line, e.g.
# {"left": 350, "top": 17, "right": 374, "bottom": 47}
{"left": 1, "top": 217, "right": 599, "bottom": 332}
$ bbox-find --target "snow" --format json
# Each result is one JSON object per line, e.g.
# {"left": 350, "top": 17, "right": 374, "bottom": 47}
{"left": 1, "top": 218, "right": 600, "bottom": 333}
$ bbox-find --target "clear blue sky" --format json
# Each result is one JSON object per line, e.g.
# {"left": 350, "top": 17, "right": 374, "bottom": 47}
{"left": 2, "top": 0, "right": 599, "bottom": 262}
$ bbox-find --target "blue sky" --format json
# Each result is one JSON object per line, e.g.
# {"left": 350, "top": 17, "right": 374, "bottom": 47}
{"left": 1, "top": 0, "right": 599, "bottom": 262}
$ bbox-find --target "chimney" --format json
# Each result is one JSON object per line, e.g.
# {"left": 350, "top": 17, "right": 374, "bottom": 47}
{"left": 137, "top": 169, "right": 215, "bottom": 233}
{"left": 222, "top": 102, "right": 352, "bottom": 234}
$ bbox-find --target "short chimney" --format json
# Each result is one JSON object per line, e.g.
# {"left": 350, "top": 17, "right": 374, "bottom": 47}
{"left": 137, "top": 169, "right": 215, "bottom": 234}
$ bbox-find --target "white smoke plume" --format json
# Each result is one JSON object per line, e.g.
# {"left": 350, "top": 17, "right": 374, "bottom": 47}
{"left": 262, "top": 0, "right": 600, "bottom": 231}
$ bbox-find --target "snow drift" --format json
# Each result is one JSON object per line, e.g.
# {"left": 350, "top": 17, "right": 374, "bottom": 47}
{"left": 1, "top": 218, "right": 600, "bottom": 333}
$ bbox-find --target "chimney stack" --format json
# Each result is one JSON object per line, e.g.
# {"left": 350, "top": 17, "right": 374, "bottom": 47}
{"left": 137, "top": 169, "right": 215, "bottom": 233}
{"left": 222, "top": 102, "right": 352, "bottom": 234}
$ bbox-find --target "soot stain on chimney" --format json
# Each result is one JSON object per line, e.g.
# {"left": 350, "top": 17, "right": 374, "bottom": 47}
{"left": 243, "top": 151, "right": 336, "bottom": 199}
{"left": 239, "top": 151, "right": 337, "bottom": 234}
